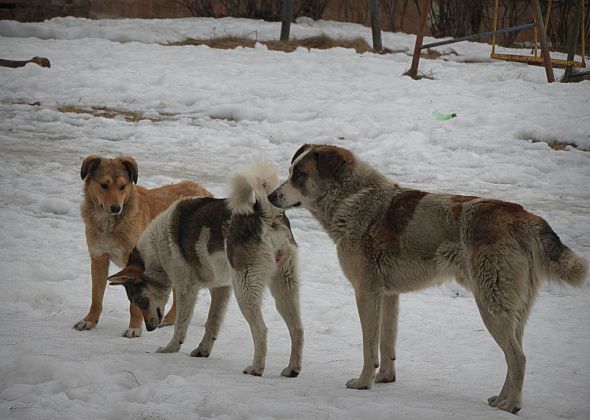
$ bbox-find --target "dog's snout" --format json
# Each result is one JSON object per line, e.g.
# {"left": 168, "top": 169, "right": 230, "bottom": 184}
{"left": 110, "top": 204, "right": 122, "bottom": 214}
{"left": 145, "top": 317, "right": 159, "bottom": 332}
{"left": 268, "top": 191, "right": 279, "bottom": 206}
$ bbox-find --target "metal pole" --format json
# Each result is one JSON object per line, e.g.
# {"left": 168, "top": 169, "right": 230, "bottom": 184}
{"left": 409, "top": 0, "right": 431, "bottom": 79}
{"left": 533, "top": 0, "right": 555, "bottom": 82}
{"left": 564, "top": 0, "right": 583, "bottom": 78}
{"left": 369, "top": 0, "right": 383, "bottom": 52}
{"left": 280, "top": 0, "right": 293, "bottom": 41}
{"left": 421, "top": 22, "right": 534, "bottom": 49}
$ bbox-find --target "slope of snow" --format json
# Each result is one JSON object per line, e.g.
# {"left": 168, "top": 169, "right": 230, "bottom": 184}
{"left": 0, "top": 17, "right": 589, "bottom": 420}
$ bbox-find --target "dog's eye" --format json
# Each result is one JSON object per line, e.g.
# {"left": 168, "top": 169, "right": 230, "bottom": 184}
{"left": 119, "top": 184, "right": 126, "bottom": 191}
{"left": 100, "top": 183, "right": 108, "bottom": 190}
{"left": 292, "top": 172, "right": 305, "bottom": 181}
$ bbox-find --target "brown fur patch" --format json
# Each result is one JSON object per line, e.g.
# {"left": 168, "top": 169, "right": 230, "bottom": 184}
{"left": 370, "top": 190, "right": 429, "bottom": 249}
{"left": 171, "top": 197, "right": 230, "bottom": 265}
{"left": 469, "top": 199, "right": 537, "bottom": 246}
{"left": 450, "top": 195, "right": 479, "bottom": 219}
{"left": 315, "top": 145, "right": 354, "bottom": 179}
{"left": 291, "top": 144, "right": 314, "bottom": 164}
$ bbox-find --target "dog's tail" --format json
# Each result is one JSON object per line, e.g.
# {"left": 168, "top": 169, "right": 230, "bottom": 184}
{"left": 536, "top": 219, "right": 588, "bottom": 287}
{"left": 228, "top": 160, "right": 279, "bottom": 216}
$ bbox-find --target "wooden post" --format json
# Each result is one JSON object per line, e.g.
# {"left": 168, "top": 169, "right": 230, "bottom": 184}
{"left": 564, "top": 0, "right": 583, "bottom": 79}
{"left": 408, "top": 0, "right": 431, "bottom": 79}
{"left": 532, "top": 0, "right": 555, "bottom": 82}
{"left": 369, "top": 0, "right": 383, "bottom": 52}
{"left": 280, "top": 0, "right": 293, "bottom": 41}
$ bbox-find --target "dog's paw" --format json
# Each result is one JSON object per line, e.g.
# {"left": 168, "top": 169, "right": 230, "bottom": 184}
{"left": 156, "top": 344, "right": 180, "bottom": 353}
{"left": 122, "top": 327, "right": 142, "bottom": 338}
{"left": 375, "top": 369, "right": 396, "bottom": 383}
{"left": 73, "top": 320, "right": 97, "bottom": 331}
{"left": 190, "top": 345, "right": 210, "bottom": 358}
{"left": 488, "top": 395, "right": 500, "bottom": 407}
{"left": 243, "top": 365, "right": 264, "bottom": 377}
{"left": 345, "top": 377, "right": 372, "bottom": 390}
{"left": 280, "top": 366, "right": 300, "bottom": 378}
{"left": 490, "top": 396, "right": 521, "bottom": 414}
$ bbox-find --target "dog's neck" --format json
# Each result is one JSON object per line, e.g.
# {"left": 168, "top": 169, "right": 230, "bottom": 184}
{"left": 311, "top": 161, "right": 399, "bottom": 243}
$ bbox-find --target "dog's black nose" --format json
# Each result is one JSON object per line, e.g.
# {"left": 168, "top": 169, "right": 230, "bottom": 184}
{"left": 268, "top": 191, "right": 278, "bottom": 205}
{"left": 110, "top": 204, "right": 121, "bottom": 214}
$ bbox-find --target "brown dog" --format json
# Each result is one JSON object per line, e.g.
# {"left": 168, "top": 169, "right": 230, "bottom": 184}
{"left": 74, "top": 155, "right": 211, "bottom": 337}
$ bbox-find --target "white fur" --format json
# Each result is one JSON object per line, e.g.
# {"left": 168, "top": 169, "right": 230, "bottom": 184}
{"left": 228, "top": 160, "right": 279, "bottom": 215}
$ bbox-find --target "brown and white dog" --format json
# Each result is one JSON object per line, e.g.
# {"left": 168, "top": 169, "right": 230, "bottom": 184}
{"left": 268, "top": 144, "right": 587, "bottom": 414}
{"left": 108, "top": 161, "right": 303, "bottom": 378}
{"left": 74, "top": 155, "right": 211, "bottom": 337}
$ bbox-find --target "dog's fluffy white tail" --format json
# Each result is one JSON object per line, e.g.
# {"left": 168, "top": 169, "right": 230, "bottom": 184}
{"left": 228, "top": 160, "right": 279, "bottom": 215}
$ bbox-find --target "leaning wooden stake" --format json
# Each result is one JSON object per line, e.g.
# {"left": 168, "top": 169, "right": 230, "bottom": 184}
{"left": 280, "top": 0, "right": 293, "bottom": 41}
{"left": 369, "top": 0, "right": 383, "bottom": 52}
{"left": 408, "top": 0, "right": 432, "bottom": 79}
{"left": 532, "top": 0, "right": 555, "bottom": 82}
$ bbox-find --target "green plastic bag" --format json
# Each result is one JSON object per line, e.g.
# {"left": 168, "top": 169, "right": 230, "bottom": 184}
{"left": 433, "top": 111, "right": 457, "bottom": 121}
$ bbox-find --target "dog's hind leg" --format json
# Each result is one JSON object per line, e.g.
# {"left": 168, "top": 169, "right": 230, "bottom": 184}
{"left": 233, "top": 272, "right": 267, "bottom": 376}
{"left": 191, "top": 286, "right": 231, "bottom": 358}
{"left": 74, "top": 254, "right": 109, "bottom": 331}
{"left": 375, "top": 293, "right": 398, "bottom": 384}
{"left": 269, "top": 262, "right": 303, "bottom": 378}
{"left": 346, "top": 287, "right": 383, "bottom": 390}
{"left": 475, "top": 298, "right": 526, "bottom": 414}
{"left": 157, "top": 284, "right": 199, "bottom": 353}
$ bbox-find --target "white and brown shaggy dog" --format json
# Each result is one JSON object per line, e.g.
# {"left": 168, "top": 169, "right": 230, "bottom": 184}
{"left": 268, "top": 144, "right": 587, "bottom": 413}
{"left": 108, "top": 161, "right": 303, "bottom": 377}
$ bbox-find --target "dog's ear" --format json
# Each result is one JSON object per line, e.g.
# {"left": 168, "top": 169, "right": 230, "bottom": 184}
{"left": 108, "top": 264, "right": 143, "bottom": 285}
{"left": 291, "top": 144, "right": 314, "bottom": 164}
{"left": 119, "top": 156, "right": 138, "bottom": 184}
{"left": 81, "top": 155, "right": 102, "bottom": 180}
{"left": 314, "top": 146, "right": 353, "bottom": 179}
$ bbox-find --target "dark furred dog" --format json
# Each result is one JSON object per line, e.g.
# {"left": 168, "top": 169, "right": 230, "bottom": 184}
{"left": 269, "top": 144, "right": 587, "bottom": 413}
{"left": 109, "top": 161, "right": 303, "bottom": 377}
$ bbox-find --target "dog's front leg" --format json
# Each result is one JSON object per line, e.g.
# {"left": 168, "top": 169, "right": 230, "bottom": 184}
{"left": 375, "top": 293, "right": 398, "bottom": 383}
{"left": 74, "top": 254, "right": 109, "bottom": 330}
{"left": 346, "top": 288, "right": 382, "bottom": 390}
{"left": 191, "top": 286, "right": 231, "bottom": 357}
{"left": 122, "top": 303, "right": 143, "bottom": 338}
{"left": 156, "top": 286, "right": 198, "bottom": 353}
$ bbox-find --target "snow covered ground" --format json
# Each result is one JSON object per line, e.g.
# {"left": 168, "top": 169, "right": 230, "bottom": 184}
{"left": 0, "top": 16, "right": 589, "bottom": 420}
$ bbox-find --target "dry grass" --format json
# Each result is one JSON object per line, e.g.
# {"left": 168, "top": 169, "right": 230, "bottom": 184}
{"left": 169, "top": 34, "right": 376, "bottom": 54}
{"left": 529, "top": 138, "right": 589, "bottom": 152}
{"left": 420, "top": 48, "right": 458, "bottom": 59}
{"left": 57, "top": 106, "right": 164, "bottom": 123}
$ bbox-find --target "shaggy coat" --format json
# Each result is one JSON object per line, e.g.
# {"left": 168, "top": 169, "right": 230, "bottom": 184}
{"left": 269, "top": 144, "right": 587, "bottom": 414}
